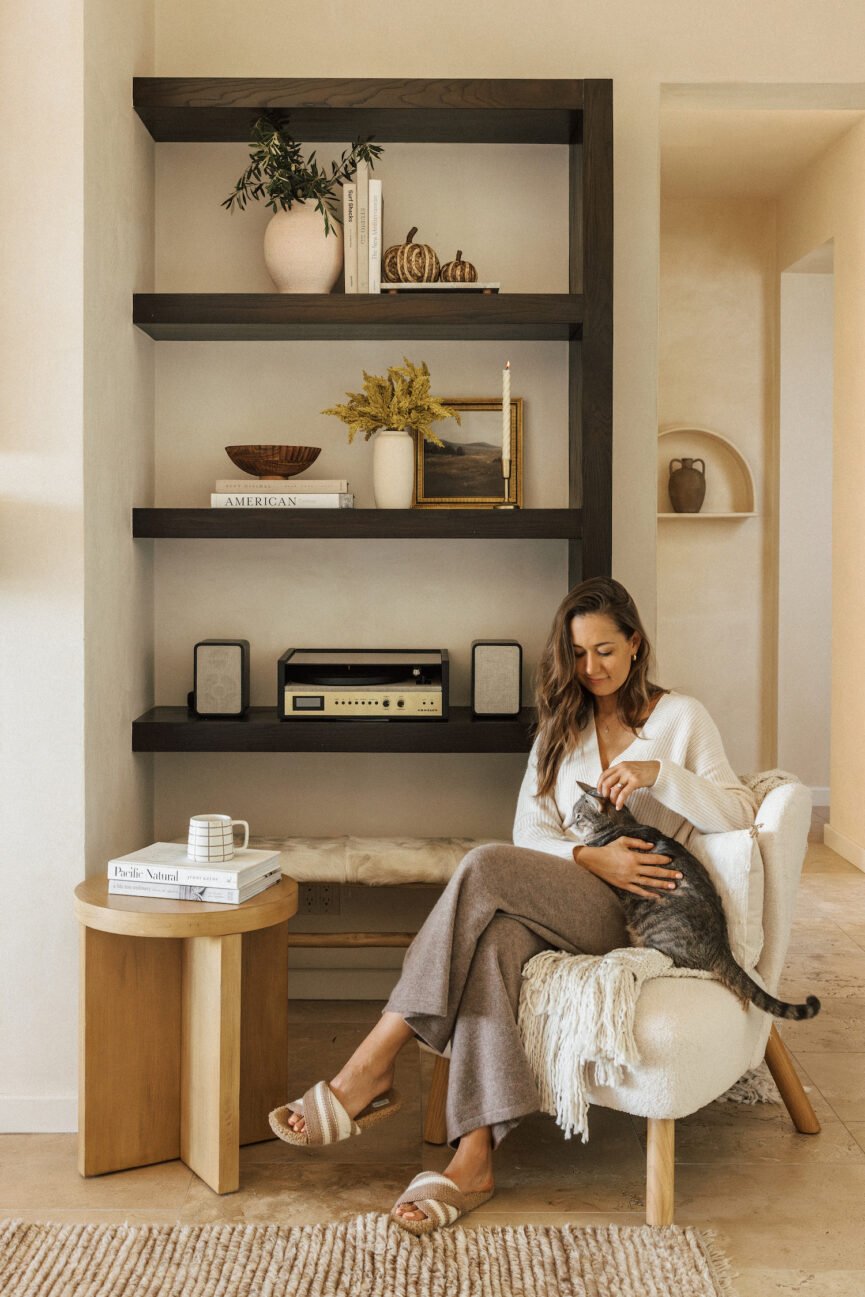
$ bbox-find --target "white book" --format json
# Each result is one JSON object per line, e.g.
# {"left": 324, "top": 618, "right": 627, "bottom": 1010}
{"left": 368, "top": 179, "right": 382, "bottom": 294}
{"left": 107, "top": 843, "right": 281, "bottom": 889}
{"left": 108, "top": 867, "right": 282, "bottom": 905}
{"left": 215, "top": 479, "right": 349, "bottom": 494}
{"left": 356, "top": 159, "right": 370, "bottom": 293}
{"left": 210, "top": 493, "right": 354, "bottom": 509}
{"left": 342, "top": 182, "right": 358, "bottom": 293}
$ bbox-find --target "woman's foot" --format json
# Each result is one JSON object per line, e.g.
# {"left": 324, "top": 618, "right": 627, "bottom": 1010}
{"left": 392, "top": 1126, "right": 494, "bottom": 1223}
{"left": 284, "top": 1060, "right": 396, "bottom": 1137}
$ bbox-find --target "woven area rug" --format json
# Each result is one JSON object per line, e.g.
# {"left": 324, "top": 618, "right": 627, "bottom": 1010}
{"left": 0, "top": 1213, "right": 737, "bottom": 1296}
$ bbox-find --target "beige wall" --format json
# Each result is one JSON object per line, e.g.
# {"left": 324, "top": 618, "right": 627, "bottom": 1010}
{"left": 777, "top": 271, "right": 833, "bottom": 795}
{"left": 778, "top": 117, "right": 865, "bottom": 867}
{"left": 657, "top": 197, "right": 777, "bottom": 774}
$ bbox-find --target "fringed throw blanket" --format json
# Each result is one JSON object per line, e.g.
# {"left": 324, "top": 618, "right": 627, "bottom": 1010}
{"left": 517, "top": 948, "right": 712, "bottom": 1141}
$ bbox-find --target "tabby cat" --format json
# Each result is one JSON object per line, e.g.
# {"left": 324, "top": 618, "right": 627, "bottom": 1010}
{"left": 568, "top": 782, "right": 820, "bottom": 1020}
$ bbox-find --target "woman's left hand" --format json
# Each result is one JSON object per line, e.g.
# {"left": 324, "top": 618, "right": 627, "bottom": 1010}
{"left": 598, "top": 760, "right": 661, "bottom": 810}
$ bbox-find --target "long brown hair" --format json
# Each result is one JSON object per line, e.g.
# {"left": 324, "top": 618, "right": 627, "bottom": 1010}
{"left": 533, "top": 577, "right": 667, "bottom": 801}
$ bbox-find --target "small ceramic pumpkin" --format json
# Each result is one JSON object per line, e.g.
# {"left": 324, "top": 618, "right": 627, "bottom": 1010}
{"left": 440, "top": 250, "right": 478, "bottom": 283}
{"left": 383, "top": 227, "right": 440, "bottom": 283}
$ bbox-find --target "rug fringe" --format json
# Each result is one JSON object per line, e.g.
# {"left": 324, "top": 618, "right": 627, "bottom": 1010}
{"left": 697, "top": 1229, "right": 742, "bottom": 1297}
{"left": 717, "top": 1061, "right": 780, "bottom": 1105}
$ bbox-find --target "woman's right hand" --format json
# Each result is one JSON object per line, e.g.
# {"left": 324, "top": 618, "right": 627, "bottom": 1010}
{"left": 574, "top": 839, "right": 682, "bottom": 899}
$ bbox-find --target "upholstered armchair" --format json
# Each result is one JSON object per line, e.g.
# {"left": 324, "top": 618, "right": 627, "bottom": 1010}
{"left": 420, "top": 778, "right": 821, "bottom": 1225}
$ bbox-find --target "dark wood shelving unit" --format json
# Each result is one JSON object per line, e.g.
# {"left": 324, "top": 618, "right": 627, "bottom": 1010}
{"left": 132, "top": 292, "right": 584, "bottom": 342}
{"left": 131, "top": 76, "right": 612, "bottom": 757}
{"left": 133, "top": 507, "right": 582, "bottom": 540}
{"left": 133, "top": 705, "right": 536, "bottom": 753}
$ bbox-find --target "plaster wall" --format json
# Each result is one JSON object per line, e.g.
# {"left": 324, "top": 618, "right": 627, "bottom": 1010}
{"left": 777, "top": 117, "right": 865, "bottom": 868}
{"left": 656, "top": 197, "right": 776, "bottom": 774}
{"left": 0, "top": 0, "right": 86, "bottom": 1131}
{"left": 777, "top": 272, "right": 833, "bottom": 795}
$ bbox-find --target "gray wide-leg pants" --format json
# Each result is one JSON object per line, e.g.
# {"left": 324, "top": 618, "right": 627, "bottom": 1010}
{"left": 383, "top": 842, "right": 628, "bottom": 1150}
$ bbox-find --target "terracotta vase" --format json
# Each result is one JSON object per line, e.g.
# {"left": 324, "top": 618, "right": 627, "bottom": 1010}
{"left": 373, "top": 429, "right": 415, "bottom": 509}
{"left": 263, "top": 204, "right": 343, "bottom": 293}
{"left": 668, "top": 457, "right": 706, "bottom": 513}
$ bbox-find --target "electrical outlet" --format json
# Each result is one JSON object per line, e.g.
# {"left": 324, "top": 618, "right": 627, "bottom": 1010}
{"left": 301, "top": 884, "right": 341, "bottom": 915}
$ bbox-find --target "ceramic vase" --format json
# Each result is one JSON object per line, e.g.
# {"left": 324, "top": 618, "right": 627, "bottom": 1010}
{"left": 263, "top": 204, "right": 343, "bottom": 293}
{"left": 668, "top": 457, "right": 707, "bottom": 513}
{"left": 373, "top": 429, "right": 415, "bottom": 509}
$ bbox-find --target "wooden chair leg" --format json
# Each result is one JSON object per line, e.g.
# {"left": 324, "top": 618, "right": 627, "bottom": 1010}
{"left": 646, "top": 1117, "right": 675, "bottom": 1226}
{"left": 764, "top": 1024, "right": 821, "bottom": 1134}
{"left": 423, "top": 1054, "right": 450, "bottom": 1145}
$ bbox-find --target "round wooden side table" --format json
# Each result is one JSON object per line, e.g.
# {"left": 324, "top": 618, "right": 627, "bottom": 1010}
{"left": 74, "top": 875, "right": 298, "bottom": 1195}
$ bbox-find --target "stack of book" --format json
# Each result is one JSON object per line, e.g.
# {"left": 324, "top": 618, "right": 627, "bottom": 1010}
{"left": 342, "top": 159, "right": 382, "bottom": 294}
{"left": 107, "top": 842, "right": 283, "bottom": 904}
{"left": 211, "top": 478, "right": 353, "bottom": 509}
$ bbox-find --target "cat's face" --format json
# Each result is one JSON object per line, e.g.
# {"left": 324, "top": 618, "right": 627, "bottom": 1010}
{"left": 566, "top": 780, "right": 638, "bottom": 843}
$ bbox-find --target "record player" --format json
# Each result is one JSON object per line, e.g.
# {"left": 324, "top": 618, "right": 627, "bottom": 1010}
{"left": 277, "top": 649, "right": 448, "bottom": 720}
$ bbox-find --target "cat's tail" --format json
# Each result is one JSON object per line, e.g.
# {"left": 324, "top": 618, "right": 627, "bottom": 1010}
{"left": 715, "top": 957, "right": 820, "bottom": 1020}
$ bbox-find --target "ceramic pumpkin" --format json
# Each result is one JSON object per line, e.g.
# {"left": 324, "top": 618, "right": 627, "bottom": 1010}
{"left": 383, "top": 227, "right": 440, "bottom": 283}
{"left": 440, "top": 250, "right": 478, "bottom": 283}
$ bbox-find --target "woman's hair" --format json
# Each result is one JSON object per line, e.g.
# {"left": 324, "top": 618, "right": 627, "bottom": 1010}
{"left": 533, "top": 576, "right": 666, "bottom": 801}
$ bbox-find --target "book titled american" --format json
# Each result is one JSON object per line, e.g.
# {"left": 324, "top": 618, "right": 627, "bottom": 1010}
{"left": 107, "top": 842, "right": 281, "bottom": 890}
{"left": 211, "top": 492, "right": 354, "bottom": 508}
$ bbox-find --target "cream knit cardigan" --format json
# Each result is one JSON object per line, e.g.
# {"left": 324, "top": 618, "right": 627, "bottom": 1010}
{"left": 512, "top": 690, "right": 758, "bottom": 854}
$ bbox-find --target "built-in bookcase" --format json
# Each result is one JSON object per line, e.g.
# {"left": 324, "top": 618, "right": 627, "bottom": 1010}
{"left": 131, "top": 77, "right": 613, "bottom": 753}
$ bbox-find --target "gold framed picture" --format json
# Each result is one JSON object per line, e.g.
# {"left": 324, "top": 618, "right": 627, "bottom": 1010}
{"left": 414, "top": 398, "right": 524, "bottom": 508}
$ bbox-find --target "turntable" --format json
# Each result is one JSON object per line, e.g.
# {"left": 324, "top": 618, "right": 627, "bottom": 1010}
{"left": 277, "top": 649, "right": 448, "bottom": 720}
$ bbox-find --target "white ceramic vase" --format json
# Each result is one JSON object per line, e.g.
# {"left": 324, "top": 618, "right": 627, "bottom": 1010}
{"left": 263, "top": 204, "right": 343, "bottom": 293}
{"left": 372, "top": 429, "right": 415, "bottom": 509}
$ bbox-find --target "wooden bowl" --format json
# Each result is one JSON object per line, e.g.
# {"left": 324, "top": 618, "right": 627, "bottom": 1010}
{"left": 225, "top": 445, "right": 322, "bottom": 479}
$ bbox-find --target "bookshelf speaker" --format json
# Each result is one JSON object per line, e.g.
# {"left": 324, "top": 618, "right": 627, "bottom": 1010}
{"left": 471, "top": 640, "right": 522, "bottom": 718}
{"left": 192, "top": 639, "right": 250, "bottom": 717}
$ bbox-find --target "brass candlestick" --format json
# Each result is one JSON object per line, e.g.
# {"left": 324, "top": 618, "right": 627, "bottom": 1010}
{"left": 494, "top": 460, "right": 517, "bottom": 509}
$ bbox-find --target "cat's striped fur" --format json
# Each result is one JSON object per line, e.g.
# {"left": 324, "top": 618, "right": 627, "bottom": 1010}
{"left": 569, "top": 783, "right": 820, "bottom": 1021}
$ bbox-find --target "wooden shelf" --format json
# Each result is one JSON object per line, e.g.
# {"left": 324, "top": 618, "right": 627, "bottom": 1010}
{"left": 133, "top": 508, "right": 582, "bottom": 539}
{"left": 132, "top": 293, "right": 584, "bottom": 341}
{"left": 132, "top": 77, "right": 584, "bottom": 144}
{"left": 132, "top": 705, "right": 536, "bottom": 753}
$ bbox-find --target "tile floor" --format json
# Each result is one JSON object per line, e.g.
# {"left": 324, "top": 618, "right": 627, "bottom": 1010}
{"left": 2, "top": 813, "right": 864, "bottom": 1296}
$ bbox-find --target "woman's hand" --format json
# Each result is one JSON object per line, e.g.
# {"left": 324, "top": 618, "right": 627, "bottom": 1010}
{"left": 575, "top": 839, "right": 681, "bottom": 900}
{"left": 598, "top": 760, "right": 661, "bottom": 810}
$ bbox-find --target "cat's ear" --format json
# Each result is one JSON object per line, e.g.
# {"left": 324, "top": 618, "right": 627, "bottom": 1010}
{"left": 576, "top": 781, "right": 598, "bottom": 796}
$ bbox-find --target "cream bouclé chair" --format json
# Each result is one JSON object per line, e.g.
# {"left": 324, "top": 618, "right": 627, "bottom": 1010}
{"left": 420, "top": 778, "right": 821, "bottom": 1225}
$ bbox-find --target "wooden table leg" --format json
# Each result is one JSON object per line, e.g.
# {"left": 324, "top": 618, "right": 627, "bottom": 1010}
{"left": 181, "top": 933, "right": 242, "bottom": 1194}
{"left": 240, "top": 921, "right": 289, "bottom": 1144}
{"left": 78, "top": 926, "right": 181, "bottom": 1177}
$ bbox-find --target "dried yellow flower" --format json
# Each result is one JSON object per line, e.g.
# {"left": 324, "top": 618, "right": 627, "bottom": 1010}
{"left": 322, "top": 357, "right": 462, "bottom": 445}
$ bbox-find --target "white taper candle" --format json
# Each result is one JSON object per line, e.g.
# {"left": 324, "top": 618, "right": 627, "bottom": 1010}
{"left": 502, "top": 361, "right": 511, "bottom": 468}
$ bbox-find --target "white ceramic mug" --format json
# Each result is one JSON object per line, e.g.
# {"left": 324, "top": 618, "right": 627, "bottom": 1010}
{"left": 187, "top": 814, "right": 250, "bottom": 862}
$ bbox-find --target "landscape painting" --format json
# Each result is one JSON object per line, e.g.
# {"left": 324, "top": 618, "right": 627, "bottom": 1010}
{"left": 415, "top": 399, "right": 523, "bottom": 508}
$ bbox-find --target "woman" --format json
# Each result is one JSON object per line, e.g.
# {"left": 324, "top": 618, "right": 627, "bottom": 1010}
{"left": 269, "top": 577, "right": 757, "bottom": 1232}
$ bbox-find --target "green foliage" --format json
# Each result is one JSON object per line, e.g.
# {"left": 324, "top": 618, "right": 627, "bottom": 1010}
{"left": 223, "top": 114, "right": 384, "bottom": 236}
{"left": 322, "top": 358, "right": 462, "bottom": 445}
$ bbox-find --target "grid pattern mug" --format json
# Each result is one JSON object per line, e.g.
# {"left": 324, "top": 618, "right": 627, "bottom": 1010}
{"left": 187, "top": 814, "right": 250, "bottom": 862}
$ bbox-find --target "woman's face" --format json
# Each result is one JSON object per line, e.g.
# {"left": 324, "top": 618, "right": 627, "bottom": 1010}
{"left": 569, "top": 612, "right": 639, "bottom": 699}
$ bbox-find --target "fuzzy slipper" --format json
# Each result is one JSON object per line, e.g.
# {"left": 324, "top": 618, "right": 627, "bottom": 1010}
{"left": 269, "top": 1079, "right": 402, "bottom": 1147}
{"left": 390, "top": 1170, "right": 494, "bottom": 1234}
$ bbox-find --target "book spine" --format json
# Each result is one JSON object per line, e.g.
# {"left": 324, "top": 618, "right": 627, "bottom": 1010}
{"left": 215, "top": 480, "right": 349, "bottom": 494}
{"left": 368, "top": 179, "right": 382, "bottom": 294}
{"left": 356, "top": 160, "right": 369, "bottom": 293}
{"left": 108, "top": 861, "right": 251, "bottom": 887}
{"left": 210, "top": 493, "right": 354, "bottom": 509}
{"left": 108, "top": 873, "right": 280, "bottom": 904}
{"left": 342, "top": 182, "right": 357, "bottom": 293}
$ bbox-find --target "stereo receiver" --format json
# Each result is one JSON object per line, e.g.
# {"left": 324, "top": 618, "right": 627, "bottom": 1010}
{"left": 278, "top": 649, "right": 448, "bottom": 720}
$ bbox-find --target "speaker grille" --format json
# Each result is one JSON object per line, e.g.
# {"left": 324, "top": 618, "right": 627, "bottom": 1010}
{"left": 473, "top": 643, "right": 521, "bottom": 715}
{"left": 196, "top": 644, "right": 242, "bottom": 714}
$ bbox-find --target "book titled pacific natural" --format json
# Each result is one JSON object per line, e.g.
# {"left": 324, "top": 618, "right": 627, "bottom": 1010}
{"left": 107, "top": 842, "right": 283, "bottom": 904}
